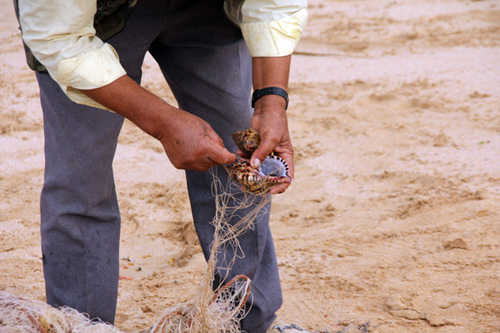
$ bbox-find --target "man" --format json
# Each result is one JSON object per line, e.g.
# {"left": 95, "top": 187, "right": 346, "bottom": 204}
{"left": 16, "top": 0, "right": 309, "bottom": 332}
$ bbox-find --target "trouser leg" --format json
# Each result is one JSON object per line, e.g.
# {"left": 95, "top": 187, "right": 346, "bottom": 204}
{"left": 148, "top": 1, "right": 283, "bottom": 331}
{"left": 38, "top": 71, "right": 124, "bottom": 324}
{"left": 37, "top": 0, "right": 167, "bottom": 323}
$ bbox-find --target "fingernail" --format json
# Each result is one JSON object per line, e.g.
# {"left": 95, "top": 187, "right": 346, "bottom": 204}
{"left": 253, "top": 158, "right": 261, "bottom": 168}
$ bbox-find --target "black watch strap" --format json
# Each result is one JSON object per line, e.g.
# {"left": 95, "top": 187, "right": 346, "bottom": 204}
{"left": 251, "top": 87, "right": 289, "bottom": 110}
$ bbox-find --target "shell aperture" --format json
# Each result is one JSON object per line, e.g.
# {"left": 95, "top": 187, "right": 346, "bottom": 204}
{"left": 260, "top": 155, "right": 289, "bottom": 178}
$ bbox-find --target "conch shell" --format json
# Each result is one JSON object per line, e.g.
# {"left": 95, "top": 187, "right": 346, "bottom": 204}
{"left": 231, "top": 128, "right": 261, "bottom": 157}
{"left": 225, "top": 128, "right": 292, "bottom": 195}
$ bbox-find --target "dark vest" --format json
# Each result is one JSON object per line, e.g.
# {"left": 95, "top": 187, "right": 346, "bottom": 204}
{"left": 13, "top": 0, "right": 137, "bottom": 72}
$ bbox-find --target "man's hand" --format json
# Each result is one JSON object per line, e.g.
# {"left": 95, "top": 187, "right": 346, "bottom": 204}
{"left": 81, "top": 75, "right": 235, "bottom": 171}
{"left": 250, "top": 95, "right": 294, "bottom": 194}
{"left": 250, "top": 56, "right": 294, "bottom": 194}
{"left": 158, "top": 108, "right": 236, "bottom": 170}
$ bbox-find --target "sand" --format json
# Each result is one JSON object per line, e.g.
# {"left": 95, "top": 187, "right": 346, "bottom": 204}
{"left": 1, "top": 0, "right": 499, "bottom": 332}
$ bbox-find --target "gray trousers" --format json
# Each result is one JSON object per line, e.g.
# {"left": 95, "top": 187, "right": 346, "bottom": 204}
{"left": 36, "top": 0, "right": 282, "bottom": 332}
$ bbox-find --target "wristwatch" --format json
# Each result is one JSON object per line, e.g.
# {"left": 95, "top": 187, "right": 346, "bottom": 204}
{"left": 251, "top": 87, "right": 289, "bottom": 110}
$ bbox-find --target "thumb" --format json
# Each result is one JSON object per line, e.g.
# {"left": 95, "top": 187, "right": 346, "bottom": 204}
{"left": 250, "top": 140, "right": 275, "bottom": 168}
{"left": 209, "top": 147, "right": 235, "bottom": 165}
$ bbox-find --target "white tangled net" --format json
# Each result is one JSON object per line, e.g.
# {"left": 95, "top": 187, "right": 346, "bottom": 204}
{"left": 0, "top": 167, "right": 272, "bottom": 333}
{"left": 0, "top": 291, "right": 123, "bottom": 333}
{"left": 150, "top": 167, "right": 271, "bottom": 333}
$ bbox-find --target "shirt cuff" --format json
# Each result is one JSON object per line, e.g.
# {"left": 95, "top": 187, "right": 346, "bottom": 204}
{"left": 241, "top": 7, "right": 308, "bottom": 57}
{"left": 56, "top": 43, "right": 127, "bottom": 109}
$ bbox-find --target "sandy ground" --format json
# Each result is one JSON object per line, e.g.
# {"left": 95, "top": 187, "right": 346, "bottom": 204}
{"left": 1, "top": 0, "right": 499, "bottom": 332}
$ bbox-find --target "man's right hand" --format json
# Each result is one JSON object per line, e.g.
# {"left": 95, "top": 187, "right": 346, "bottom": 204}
{"left": 157, "top": 108, "right": 235, "bottom": 170}
{"left": 81, "top": 75, "right": 235, "bottom": 171}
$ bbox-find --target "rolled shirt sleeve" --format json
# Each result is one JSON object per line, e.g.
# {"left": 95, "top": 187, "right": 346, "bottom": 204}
{"left": 18, "top": 0, "right": 126, "bottom": 109}
{"left": 225, "top": 0, "right": 308, "bottom": 57}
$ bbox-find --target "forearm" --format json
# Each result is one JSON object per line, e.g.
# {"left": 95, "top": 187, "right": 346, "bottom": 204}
{"left": 252, "top": 55, "right": 291, "bottom": 111}
{"left": 80, "top": 75, "right": 175, "bottom": 140}
{"left": 80, "top": 75, "right": 235, "bottom": 170}
{"left": 252, "top": 55, "right": 291, "bottom": 90}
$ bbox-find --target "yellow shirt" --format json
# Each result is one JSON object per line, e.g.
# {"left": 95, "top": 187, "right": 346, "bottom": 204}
{"left": 18, "top": 0, "right": 308, "bottom": 109}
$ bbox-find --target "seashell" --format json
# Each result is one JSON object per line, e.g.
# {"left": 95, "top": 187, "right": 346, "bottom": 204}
{"left": 231, "top": 128, "right": 261, "bottom": 157}
{"left": 225, "top": 156, "right": 291, "bottom": 195}
{"left": 225, "top": 128, "right": 292, "bottom": 195}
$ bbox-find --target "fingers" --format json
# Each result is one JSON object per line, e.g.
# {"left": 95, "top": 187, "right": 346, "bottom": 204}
{"left": 269, "top": 183, "right": 291, "bottom": 195}
{"left": 250, "top": 134, "right": 294, "bottom": 176}
{"left": 204, "top": 128, "right": 236, "bottom": 166}
{"left": 172, "top": 146, "right": 234, "bottom": 171}
{"left": 209, "top": 148, "right": 236, "bottom": 166}
{"left": 250, "top": 138, "right": 277, "bottom": 169}
{"left": 161, "top": 113, "right": 236, "bottom": 171}
{"left": 183, "top": 137, "right": 235, "bottom": 171}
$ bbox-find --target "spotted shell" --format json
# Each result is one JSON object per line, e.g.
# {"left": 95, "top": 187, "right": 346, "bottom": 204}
{"left": 225, "top": 128, "right": 292, "bottom": 195}
{"left": 226, "top": 155, "right": 291, "bottom": 195}
{"left": 231, "top": 128, "right": 261, "bottom": 157}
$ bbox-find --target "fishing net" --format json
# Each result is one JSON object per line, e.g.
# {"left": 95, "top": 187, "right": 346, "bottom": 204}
{"left": 150, "top": 167, "right": 272, "bottom": 333}
{"left": 0, "top": 291, "right": 123, "bottom": 333}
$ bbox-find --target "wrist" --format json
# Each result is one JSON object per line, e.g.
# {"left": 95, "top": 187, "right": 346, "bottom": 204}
{"left": 252, "top": 87, "right": 289, "bottom": 110}
{"left": 252, "top": 94, "right": 288, "bottom": 115}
